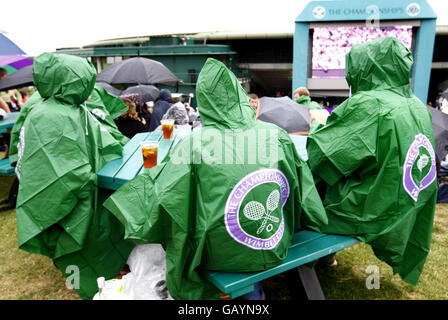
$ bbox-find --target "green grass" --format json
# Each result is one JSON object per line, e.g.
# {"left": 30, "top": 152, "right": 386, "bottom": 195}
{"left": 0, "top": 174, "right": 80, "bottom": 300}
{"left": 1, "top": 171, "right": 447, "bottom": 300}
{"left": 263, "top": 204, "right": 448, "bottom": 300}
{"left": 321, "top": 203, "right": 448, "bottom": 300}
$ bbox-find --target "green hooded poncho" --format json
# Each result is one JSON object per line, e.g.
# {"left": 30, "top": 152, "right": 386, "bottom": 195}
{"left": 85, "top": 85, "right": 130, "bottom": 147}
{"left": 104, "top": 58, "right": 327, "bottom": 299}
{"left": 9, "top": 85, "right": 129, "bottom": 165}
{"left": 296, "top": 95, "right": 322, "bottom": 110}
{"left": 307, "top": 37, "right": 438, "bottom": 285}
{"left": 13, "top": 52, "right": 134, "bottom": 299}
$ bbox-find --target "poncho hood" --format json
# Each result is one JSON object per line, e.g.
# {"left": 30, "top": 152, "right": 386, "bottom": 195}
{"left": 87, "top": 85, "right": 128, "bottom": 120}
{"left": 196, "top": 58, "right": 255, "bottom": 129}
{"left": 296, "top": 95, "right": 311, "bottom": 105}
{"left": 33, "top": 52, "right": 96, "bottom": 105}
{"left": 158, "top": 89, "right": 173, "bottom": 103}
{"left": 345, "top": 37, "right": 413, "bottom": 94}
{"left": 296, "top": 95, "right": 322, "bottom": 110}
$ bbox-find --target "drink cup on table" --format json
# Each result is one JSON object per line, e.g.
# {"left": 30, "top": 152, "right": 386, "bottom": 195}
{"left": 141, "top": 141, "right": 159, "bottom": 168}
{"left": 161, "top": 119, "right": 175, "bottom": 139}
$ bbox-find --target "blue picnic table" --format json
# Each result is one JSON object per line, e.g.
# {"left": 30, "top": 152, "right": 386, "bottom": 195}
{"left": 0, "top": 112, "right": 20, "bottom": 211}
{"left": 0, "top": 112, "right": 19, "bottom": 176}
{"left": 98, "top": 128, "right": 192, "bottom": 190}
{"left": 98, "top": 129, "right": 359, "bottom": 300}
{"left": 0, "top": 111, "right": 20, "bottom": 134}
{"left": 98, "top": 130, "right": 309, "bottom": 189}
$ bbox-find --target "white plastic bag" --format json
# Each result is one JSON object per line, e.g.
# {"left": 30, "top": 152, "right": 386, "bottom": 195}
{"left": 126, "top": 243, "right": 172, "bottom": 300}
{"left": 92, "top": 276, "right": 133, "bottom": 300}
{"left": 92, "top": 244, "right": 172, "bottom": 300}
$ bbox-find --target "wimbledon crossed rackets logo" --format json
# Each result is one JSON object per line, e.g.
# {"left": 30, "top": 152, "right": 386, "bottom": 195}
{"left": 403, "top": 134, "right": 436, "bottom": 201}
{"left": 224, "top": 168, "right": 290, "bottom": 250}
{"left": 243, "top": 190, "right": 280, "bottom": 235}
{"left": 312, "top": 6, "right": 326, "bottom": 19}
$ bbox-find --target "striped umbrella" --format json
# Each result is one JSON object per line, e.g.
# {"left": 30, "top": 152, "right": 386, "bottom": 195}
{"left": 0, "top": 32, "right": 26, "bottom": 55}
{"left": 0, "top": 55, "right": 33, "bottom": 75}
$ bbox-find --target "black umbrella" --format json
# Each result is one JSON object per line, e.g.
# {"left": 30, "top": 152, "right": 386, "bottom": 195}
{"left": 121, "top": 84, "right": 160, "bottom": 103}
{"left": 95, "top": 81, "right": 122, "bottom": 96}
{"left": 257, "top": 96, "right": 310, "bottom": 134}
{"left": 96, "top": 57, "right": 178, "bottom": 87}
{"left": 0, "top": 65, "right": 33, "bottom": 91}
{"left": 428, "top": 106, "right": 448, "bottom": 162}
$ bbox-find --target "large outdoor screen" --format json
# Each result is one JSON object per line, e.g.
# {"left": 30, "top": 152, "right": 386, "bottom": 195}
{"left": 311, "top": 26, "right": 413, "bottom": 78}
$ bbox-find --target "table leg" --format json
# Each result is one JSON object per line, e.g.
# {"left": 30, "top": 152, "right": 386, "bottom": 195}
{"left": 297, "top": 265, "right": 326, "bottom": 300}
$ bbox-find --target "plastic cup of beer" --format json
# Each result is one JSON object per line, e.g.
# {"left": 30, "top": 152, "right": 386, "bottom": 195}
{"left": 161, "top": 119, "right": 175, "bottom": 140}
{"left": 141, "top": 141, "right": 159, "bottom": 169}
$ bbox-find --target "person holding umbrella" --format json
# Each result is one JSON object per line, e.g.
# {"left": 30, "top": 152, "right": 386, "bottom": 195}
{"left": 121, "top": 84, "right": 160, "bottom": 128}
{"left": 115, "top": 93, "right": 148, "bottom": 139}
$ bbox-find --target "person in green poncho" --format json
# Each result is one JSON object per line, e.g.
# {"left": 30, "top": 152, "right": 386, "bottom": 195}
{"left": 11, "top": 52, "right": 134, "bottom": 300}
{"left": 307, "top": 37, "right": 438, "bottom": 286}
{"left": 104, "top": 58, "right": 328, "bottom": 300}
{"left": 294, "top": 87, "right": 322, "bottom": 109}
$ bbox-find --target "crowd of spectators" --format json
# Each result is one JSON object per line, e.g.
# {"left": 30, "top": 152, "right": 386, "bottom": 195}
{"left": 312, "top": 26, "right": 413, "bottom": 76}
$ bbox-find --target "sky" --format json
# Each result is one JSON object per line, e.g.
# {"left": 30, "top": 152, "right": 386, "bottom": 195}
{"left": 2, "top": 0, "right": 448, "bottom": 57}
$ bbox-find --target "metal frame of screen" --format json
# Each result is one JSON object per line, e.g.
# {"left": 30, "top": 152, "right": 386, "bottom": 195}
{"left": 307, "top": 20, "right": 419, "bottom": 97}
{"left": 293, "top": 0, "right": 437, "bottom": 101}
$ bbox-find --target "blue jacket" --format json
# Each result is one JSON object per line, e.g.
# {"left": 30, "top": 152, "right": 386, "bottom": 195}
{"left": 149, "top": 89, "right": 173, "bottom": 131}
